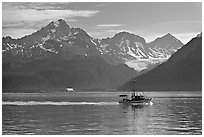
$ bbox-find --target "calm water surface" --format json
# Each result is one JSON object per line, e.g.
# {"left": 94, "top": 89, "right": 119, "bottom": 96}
{"left": 2, "top": 91, "right": 202, "bottom": 135}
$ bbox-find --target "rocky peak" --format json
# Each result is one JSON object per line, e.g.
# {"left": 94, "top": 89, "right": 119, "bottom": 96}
{"left": 2, "top": 36, "right": 13, "bottom": 41}
{"left": 50, "top": 19, "right": 70, "bottom": 34}
{"left": 160, "top": 33, "right": 182, "bottom": 44}
{"left": 31, "top": 19, "right": 71, "bottom": 41}
{"left": 149, "top": 33, "right": 184, "bottom": 50}
{"left": 3, "top": 36, "right": 12, "bottom": 39}
{"left": 159, "top": 33, "right": 175, "bottom": 40}
{"left": 112, "top": 31, "right": 135, "bottom": 40}
{"left": 71, "top": 28, "right": 91, "bottom": 38}
{"left": 112, "top": 31, "right": 146, "bottom": 44}
{"left": 49, "top": 19, "right": 68, "bottom": 26}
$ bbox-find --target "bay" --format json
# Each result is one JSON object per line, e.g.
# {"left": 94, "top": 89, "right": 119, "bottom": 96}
{"left": 2, "top": 91, "right": 202, "bottom": 135}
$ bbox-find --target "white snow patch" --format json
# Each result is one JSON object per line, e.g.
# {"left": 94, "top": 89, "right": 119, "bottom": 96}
{"left": 118, "top": 41, "right": 124, "bottom": 47}
{"left": 7, "top": 44, "right": 18, "bottom": 49}
{"left": 148, "top": 52, "right": 154, "bottom": 56}
{"left": 118, "top": 51, "right": 125, "bottom": 55}
{"left": 125, "top": 60, "right": 148, "bottom": 71}
{"left": 74, "top": 31, "right": 79, "bottom": 35}
{"left": 100, "top": 44, "right": 108, "bottom": 50}
{"left": 18, "top": 45, "right": 22, "bottom": 48}
{"left": 150, "top": 48, "right": 171, "bottom": 59}
{"left": 122, "top": 46, "right": 126, "bottom": 52}
{"left": 98, "top": 39, "right": 101, "bottom": 44}
{"left": 127, "top": 46, "right": 137, "bottom": 58}
{"left": 134, "top": 49, "right": 143, "bottom": 59}
{"left": 137, "top": 48, "right": 147, "bottom": 57}
{"left": 51, "top": 29, "right": 56, "bottom": 33}
{"left": 30, "top": 45, "right": 36, "bottom": 49}
{"left": 96, "top": 47, "right": 104, "bottom": 54}
{"left": 42, "top": 35, "right": 50, "bottom": 41}
{"left": 38, "top": 43, "right": 56, "bottom": 53}
{"left": 53, "top": 20, "right": 60, "bottom": 27}
{"left": 12, "top": 44, "right": 17, "bottom": 48}
{"left": 7, "top": 44, "right": 12, "bottom": 49}
{"left": 149, "top": 48, "right": 162, "bottom": 57}
{"left": 125, "top": 57, "right": 168, "bottom": 72}
{"left": 61, "top": 35, "right": 69, "bottom": 40}
{"left": 125, "top": 40, "right": 130, "bottom": 46}
{"left": 171, "top": 48, "right": 177, "bottom": 52}
{"left": 90, "top": 39, "right": 97, "bottom": 45}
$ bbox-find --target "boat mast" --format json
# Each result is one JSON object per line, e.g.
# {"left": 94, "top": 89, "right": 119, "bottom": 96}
{"left": 132, "top": 79, "right": 136, "bottom": 92}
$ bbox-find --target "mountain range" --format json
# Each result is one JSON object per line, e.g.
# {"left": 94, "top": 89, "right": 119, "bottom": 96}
{"left": 3, "top": 19, "right": 193, "bottom": 91}
{"left": 2, "top": 19, "right": 184, "bottom": 70}
{"left": 119, "top": 33, "right": 202, "bottom": 91}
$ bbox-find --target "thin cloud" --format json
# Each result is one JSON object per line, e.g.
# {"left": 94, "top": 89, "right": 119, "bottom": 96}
{"left": 106, "top": 29, "right": 133, "bottom": 33}
{"left": 94, "top": 4, "right": 106, "bottom": 7}
{"left": 3, "top": 5, "right": 100, "bottom": 24}
{"left": 89, "top": 29, "right": 133, "bottom": 39}
{"left": 97, "top": 24, "right": 122, "bottom": 27}
{"left": 2, "top": 2, "right": 100, "bottom": 36}
{"left": 3, "top": 2, "right": 71, "bottom": 10}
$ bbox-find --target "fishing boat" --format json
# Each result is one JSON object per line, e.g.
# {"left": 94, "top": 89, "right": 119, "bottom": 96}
{"left": 118, "top": 80, "right": 152, "bottom": 105}
{"left": 119, "top": 92, "right": 152, "bottom": 105}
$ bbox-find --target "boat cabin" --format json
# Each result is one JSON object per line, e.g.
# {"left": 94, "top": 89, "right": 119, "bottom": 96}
{"left": 119, "top": 94, "right": 128, "bottom": 101}
{"left": 66, "top": 87, "right": 74, "bottom": 92}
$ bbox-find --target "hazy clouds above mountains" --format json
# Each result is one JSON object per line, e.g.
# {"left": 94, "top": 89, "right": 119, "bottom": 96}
{"left": 2, "top": 2, "right": 201, "bottom": 44}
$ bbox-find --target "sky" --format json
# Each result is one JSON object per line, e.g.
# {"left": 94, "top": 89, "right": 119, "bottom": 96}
{"left": 2, "top": 2, "right": 202, "bottom": 44}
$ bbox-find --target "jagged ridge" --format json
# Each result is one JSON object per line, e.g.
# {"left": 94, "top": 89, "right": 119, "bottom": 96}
{"left": 2, "top": 19, "right": 184, "bottom": 69}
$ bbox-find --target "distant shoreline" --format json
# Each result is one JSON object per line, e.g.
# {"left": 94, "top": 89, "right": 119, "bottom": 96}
{"left": 2, "top": 89, "right": 202, "bottom": 93}
{"left": 2, "top": 91, "right": 202, "bottom": 101}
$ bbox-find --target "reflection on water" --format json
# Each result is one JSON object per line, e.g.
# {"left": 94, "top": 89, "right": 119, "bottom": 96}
{"left": 2, "top": 92, "right": 202, "bottom": 135}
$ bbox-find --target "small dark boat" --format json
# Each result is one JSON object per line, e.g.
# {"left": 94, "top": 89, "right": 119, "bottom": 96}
{"left": 119, "top": 92, "right": 152, "bottom": 105}
{"left": 118, "top": 79, "right": 152, "bottom": 105}
{"left": 119, "top": 76, "right": 153, "bottom": 105}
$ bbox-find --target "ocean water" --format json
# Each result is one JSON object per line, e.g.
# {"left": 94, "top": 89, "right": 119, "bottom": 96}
{"left": 2, "top": 91, "right": 202, "bottom": 135}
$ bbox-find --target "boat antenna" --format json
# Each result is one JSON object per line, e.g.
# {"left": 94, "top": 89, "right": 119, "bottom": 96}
{"left": 132, "top": 79, "right": 137, "bottom": 92}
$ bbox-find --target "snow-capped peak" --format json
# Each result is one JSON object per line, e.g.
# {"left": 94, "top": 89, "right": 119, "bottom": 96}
{"left": 53, "top": 20, "right": 60, "bottom": 27}
{"left": 52, "top": 19, "right": 66, "bottom": 28}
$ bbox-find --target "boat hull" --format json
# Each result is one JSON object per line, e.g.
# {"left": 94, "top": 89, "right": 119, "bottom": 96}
{"left": 119, "top": 98, "right": 152, "bottom": 105}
